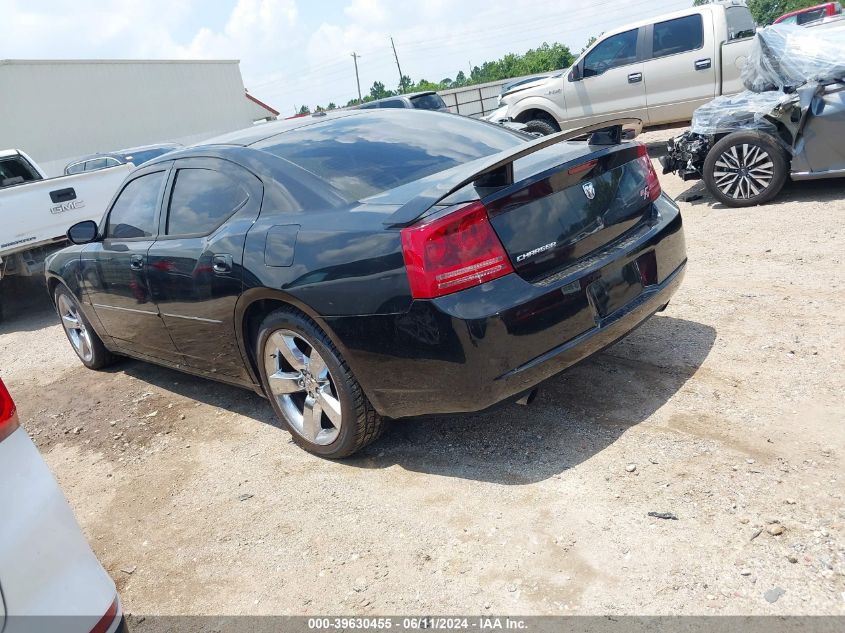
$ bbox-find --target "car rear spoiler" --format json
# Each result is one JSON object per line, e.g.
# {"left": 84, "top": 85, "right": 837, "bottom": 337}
{"left": 383, "top": 118, "right": 643, "bottom": 228}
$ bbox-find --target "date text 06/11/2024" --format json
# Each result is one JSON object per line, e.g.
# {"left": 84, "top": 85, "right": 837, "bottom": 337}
{"left": 307, "top": 617, "right": 529, "bottom": 630}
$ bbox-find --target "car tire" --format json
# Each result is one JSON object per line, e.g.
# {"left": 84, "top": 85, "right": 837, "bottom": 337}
{"left": 256, "top": 307, "right": 386, "bottom": 458}
{"left": 523, "top": 118, "right": 559, "bottom": 136}
{"left": 703, "top": 131, "right": 789, "bottom": 208}
{"left": 54, "top": 285, "right": 117, "bottom": 370}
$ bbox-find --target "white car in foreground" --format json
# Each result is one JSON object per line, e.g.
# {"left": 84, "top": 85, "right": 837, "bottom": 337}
{"left": 0, "top": 378, "right": 123, "bottom": 633}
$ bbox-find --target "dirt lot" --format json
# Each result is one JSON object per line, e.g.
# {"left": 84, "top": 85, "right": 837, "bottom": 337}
{"left": 1, "top": 148, "right": 843, "bottom": 617}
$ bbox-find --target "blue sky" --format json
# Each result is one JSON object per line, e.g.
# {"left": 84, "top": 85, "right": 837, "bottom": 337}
{"left": 1, "top": 0, "right": 693, "bottom": 115}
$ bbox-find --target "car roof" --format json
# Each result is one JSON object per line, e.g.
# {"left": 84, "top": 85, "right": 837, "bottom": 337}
{"left": 197, "top": 109, "right": 368, "bottom": 147}
{"left": 68, "top": 143, "right": 181, "bottom": 165}
{"left": 583, "top": 1, "right": 746, "bottom": 49}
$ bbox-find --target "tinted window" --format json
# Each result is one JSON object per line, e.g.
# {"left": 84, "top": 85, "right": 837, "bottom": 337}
{"left": 584, "top": 29, "right": 639, "bottom": 77}
{"left": 798, "top": 7, "right": 828, "bottom": 23}
{"left": 652, "top": 14, "right": 703, "bottom": 58}
{"left": 166, "top": 168, "right": 249, "bottom": 236}
{"left": 1, "top": 156, "right": 43, "bottom": 187}
{"left": 380, "top": 99, "right": 407, "bottom": 109}
{"left": 778, "top": 14, "right": 798, "bottom": 24}
{"left": 257, "top": 111, "right": 524, "bottom": 201}
{"left": 106, "top": 171, "right": 166, "bottom": 239}
{"left": 727, "top": 6, "right": 757, "bottom": 39}
{"left": 84, "top": 158, "right": 109, "bottom": 172}
{"left": 358, "top": 101, "right": 379, "bottom": 110}
{"left": 65, "top": 162, "right": 86, "bottom": 175}
{"left": 411, "top": 94, "right": 447, "bottom": 110}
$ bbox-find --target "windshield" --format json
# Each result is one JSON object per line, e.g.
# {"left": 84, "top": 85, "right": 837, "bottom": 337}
{"left": 256, "top": 111, "right": 524, "bottom": 201}
{"left": 410, "top": 93, "right": 447, "bottom": 110}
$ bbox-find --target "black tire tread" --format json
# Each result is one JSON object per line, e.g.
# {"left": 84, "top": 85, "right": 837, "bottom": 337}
{"left": 258, "top": 306, "right": 387, "bottom": 458}
{"left": 523, "top": 118, "right": 558, "bottom": 136}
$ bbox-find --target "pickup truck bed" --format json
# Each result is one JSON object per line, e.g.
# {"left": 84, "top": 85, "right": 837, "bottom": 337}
{"left": 1, "top": 164, "right": 130, "bottom": 277}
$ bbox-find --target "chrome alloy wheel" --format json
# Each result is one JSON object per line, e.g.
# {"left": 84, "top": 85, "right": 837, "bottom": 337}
{"left": 58, "top": 294, "right": 94, "bottom": 362}
{"left": 712, "top": 143, "right": 775, "bottom": 200}
{"left": 263, "top": 329, "right": 342, "bottom": 446}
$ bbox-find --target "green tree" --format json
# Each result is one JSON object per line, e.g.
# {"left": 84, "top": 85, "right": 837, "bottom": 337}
{"left": 298, "top": 105, "right": 310, "bottom": 115}
{"left": 453, "top": 71, "right": 467, "bottom": 87}
{"left": 747, "top": 0, "right": 823, "bottom": 25}
{"left": 369, "top": 81, "right": 393, "bottom": 100}
{"left": 692, "top": 0, "right": 711, "bottom": 5}
{"left": 398, "top": 75, "right": 413, "bottom": 93}
{"left": 581, "top": 35, "right": 599, "bottom": 54}
{"left": 327, "top": 102, "right": 337, "bottom": 110}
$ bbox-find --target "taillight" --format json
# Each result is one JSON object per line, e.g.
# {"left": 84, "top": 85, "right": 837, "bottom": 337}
{"left": 0, "top": 378, "right": 20, "bottom": 443}
{"left": 401, "top": 201, "right": 514, "bottom": 299}
{"left": 637, "top": 144, "right": 662, "bottom": 202}
{"left": 89, "top": 598, "right": 119, "bottom": 633}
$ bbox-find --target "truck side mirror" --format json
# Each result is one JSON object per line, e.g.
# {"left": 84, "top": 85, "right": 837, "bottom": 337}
{"left": 67, "top": 220, "right": 98, "bottom": 245}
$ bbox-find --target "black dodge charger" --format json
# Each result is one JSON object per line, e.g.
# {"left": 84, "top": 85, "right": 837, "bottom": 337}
{"left": 47, "top": 110, "right": 686, "bottom": 458}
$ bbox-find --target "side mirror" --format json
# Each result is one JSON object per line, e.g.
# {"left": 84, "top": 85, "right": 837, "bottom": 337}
{"left": 67, "top": 220, "right": 99, "bottom": 245}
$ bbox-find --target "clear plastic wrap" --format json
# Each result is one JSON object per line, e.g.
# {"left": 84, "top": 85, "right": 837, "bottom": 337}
{"left": 690, "top": 90, "right": 796, "bottom": 135}
{"left": 742, "top": 24, "right": 845, "bottom": 92}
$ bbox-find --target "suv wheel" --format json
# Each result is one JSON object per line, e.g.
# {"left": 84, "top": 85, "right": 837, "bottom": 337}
{"left": 256, "top": 308, "right": 386, "bottom": 458}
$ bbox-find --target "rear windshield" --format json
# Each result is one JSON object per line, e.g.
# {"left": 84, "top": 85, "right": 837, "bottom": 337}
{"left": 410, "top": 93, "right": 447, "bottom": 110}
{"left": 255, "top": 111, "right": 524, "bottom": 201}
{"left": 0, "top": 155, "right": 42, "bottom": 189}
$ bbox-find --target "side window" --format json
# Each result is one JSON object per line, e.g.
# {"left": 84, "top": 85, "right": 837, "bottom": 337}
{"left": 66, "top": 162, "right": 85, "bottom": 175}
{"left": 84, "top": 158, "right": 109, "bottom": 172}
{"left": 777, "top": 14, "right": 798, "bottom": 24}
{"left": 380, "top": 99, "right": 407, "bottom": 109}
{"left": 165, "top": 168, "right": 249, "bottom": 236}
{"left": 583, "top": 29, "right": 639, "bottom": 77}
{"left": 358, "top": 101, "right": 379, "bottom": 110}
{"left": 104, "top": 157, "right": 122, "bottom": 168}
{"left": 726, "top": 6, "right": 757, "bottom": 39}
{"left": 652, "top": 14, "right": 703, "bottom": 58}
{"left": 106, "top": 171, "right": 166, "bottom": 239}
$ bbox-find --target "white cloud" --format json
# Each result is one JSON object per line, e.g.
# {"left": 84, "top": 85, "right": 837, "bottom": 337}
{"left": 343, "top": 0, "right": 388, "bottom": 25}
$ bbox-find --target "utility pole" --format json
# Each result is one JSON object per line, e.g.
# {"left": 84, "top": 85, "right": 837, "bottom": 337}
{"left": 351, "top": 52, "right": 363, "bottom": 104}
{"left": 390, "top": 37, "right": 404, "bottom": 91}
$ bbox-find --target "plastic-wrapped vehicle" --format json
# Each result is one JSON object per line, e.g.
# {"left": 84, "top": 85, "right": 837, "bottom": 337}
{"left": 660, "top": 24, "right": 845, "bottom": 207}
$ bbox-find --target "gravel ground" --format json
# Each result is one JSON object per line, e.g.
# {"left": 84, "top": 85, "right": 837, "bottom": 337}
{"left": 0, "top": 140, "right": 843, "bottom": 617}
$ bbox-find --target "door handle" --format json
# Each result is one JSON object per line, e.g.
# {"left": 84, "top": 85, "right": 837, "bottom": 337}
{"left": 129, "top": 255, "right": 144, "bottom": 271}
{"left": 695, "top": 58, "right": 712, "bottom": 70}
{"left": 212, "top": 254, "right": 233, "bottom": 274}
{"left": 628, "top": 72, "right": 643, "bottom": 83}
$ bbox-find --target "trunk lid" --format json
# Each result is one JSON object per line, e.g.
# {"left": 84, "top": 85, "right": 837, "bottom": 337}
{"left": 485, "top": 143, "right": 658, "bottom": 282}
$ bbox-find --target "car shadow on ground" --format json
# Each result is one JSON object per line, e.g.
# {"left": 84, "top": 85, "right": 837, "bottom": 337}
{"left": 674, "top": 177, "right": 845, "bottom": 208}
{"left": 0, "top": 276, "right": 58, "bottom": 334}
{"left": 112, "top": 314, "right": 715, "bottom": 485}
{"left": 348, "top": 314, "right": 716, "bottom": 484}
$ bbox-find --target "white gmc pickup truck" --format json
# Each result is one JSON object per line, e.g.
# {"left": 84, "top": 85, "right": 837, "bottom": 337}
{"left": 486, "top": 1, "right": 759, "bottom": 134}
{"left": 0, "top": 149, "right": 130, "bottom": 317}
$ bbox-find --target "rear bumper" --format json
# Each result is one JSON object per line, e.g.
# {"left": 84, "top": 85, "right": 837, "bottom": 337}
{"left": 0, "top": 427, "right": 119, "bottom": 632}
{"left": 325, "top": 194, "right": 686, "bottom": 419}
